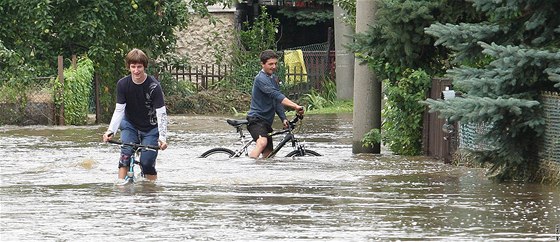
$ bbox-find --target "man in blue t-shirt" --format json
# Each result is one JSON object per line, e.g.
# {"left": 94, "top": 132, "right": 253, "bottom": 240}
{"left": 102, "top": 48, "right": 168, "bottom": 181}
{"left": 247, "top": 49, "right": 305, "bottom": 158}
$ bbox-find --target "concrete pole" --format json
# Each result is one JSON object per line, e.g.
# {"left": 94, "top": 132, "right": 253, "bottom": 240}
{"left": 333, "top": 4, "right": 355, "bottom": 100}
{"left": 352, "top": 0, "right": 380, "bottom": 154}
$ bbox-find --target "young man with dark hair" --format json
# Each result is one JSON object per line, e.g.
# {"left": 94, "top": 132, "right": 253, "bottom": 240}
{"left": 246, "top": 49, "right": 305, "bottom": 158}
{"left": 103, "top": 48, "right": 168, "bottom": 181}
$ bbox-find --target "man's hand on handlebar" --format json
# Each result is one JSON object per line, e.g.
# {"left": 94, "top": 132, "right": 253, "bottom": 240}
{"left": 296, "top": 105, "right": 305, "bottom": 116}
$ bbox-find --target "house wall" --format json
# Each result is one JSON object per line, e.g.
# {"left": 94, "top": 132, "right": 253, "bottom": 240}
{"left": 175, "top": 9, "right": 237, "bottom": 66}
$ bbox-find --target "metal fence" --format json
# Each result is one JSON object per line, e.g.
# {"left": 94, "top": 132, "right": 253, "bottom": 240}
{"left": 0, "top": 80, "right": 55, "bottom": 125}
{"left": 456, "top": 91, "right": 560, "bottom": 163}
{"left": 540, "top": 92, "right": 560, "bottom": 162}
{"left": 458, "top": 122, "right": 495, "bottom": 151}
{"left": 0, "top": 56, "right": 73, "bottom": 125}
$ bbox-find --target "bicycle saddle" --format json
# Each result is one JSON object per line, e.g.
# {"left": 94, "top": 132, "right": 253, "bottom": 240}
{"left": 227, "top": 119, "right": 249, "bottom": 127}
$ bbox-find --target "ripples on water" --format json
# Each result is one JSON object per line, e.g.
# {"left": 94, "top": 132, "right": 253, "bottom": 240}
{"left": 1, "top": 114, "right": 559, "bottom": 241}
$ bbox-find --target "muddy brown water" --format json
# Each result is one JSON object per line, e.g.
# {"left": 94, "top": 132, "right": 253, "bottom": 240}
{"left": 1, "top": 114, "right": 558, "bottom": 241}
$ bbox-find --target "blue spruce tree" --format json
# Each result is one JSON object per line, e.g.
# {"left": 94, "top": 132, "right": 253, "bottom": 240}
{"left": 424, "top": 0, "right": 560, "bottom": 181}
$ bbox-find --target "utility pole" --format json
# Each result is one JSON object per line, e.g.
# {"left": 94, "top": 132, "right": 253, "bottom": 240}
{"left": 352, "top": 0, "right": 380, "bottom": 153}
{"left": 333, "top": 4, "right": 355, "bottom": 100}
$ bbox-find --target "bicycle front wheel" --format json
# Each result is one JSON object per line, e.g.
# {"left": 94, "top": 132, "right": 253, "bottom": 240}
{"left": 200, "top": 148, "right": 236, "bottom": 159}
{"left": 286, "top": 149, "right": 321, "bottom": 157}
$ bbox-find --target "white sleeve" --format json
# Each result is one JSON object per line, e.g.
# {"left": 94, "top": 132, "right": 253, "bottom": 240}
{"left": 107, "top": 103, "right": 125, "bottom": 135}
{"left": 156, "top": 106, "right": 168, "bottom": 143}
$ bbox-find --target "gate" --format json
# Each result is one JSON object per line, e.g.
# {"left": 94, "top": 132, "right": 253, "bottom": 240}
{"left": 423, "top": 78, "right": 456, "bottom": 163}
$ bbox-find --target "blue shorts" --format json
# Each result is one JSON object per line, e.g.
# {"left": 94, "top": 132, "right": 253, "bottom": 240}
{"left": 118, "top": 118, "right": 159, "bottom": 175}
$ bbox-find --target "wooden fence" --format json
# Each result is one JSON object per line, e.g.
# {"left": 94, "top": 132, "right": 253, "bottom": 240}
{"left": 156, "top": 50, "right": 336, "bottom": 96}
{"left": 156, "top": 64, "right": 233, "bottom": 92}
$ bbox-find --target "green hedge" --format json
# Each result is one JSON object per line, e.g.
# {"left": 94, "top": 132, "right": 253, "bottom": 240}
{"left": 53, "top": 57, "right": 94, "bottom": 125}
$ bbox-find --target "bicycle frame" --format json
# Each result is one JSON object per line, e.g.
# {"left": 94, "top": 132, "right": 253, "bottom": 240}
{"left": 200, "top": 114, "right": 320, "bottom": 158}
{"left": 225, "top": 119, "right": 254, "bottom": 157}
{"left": 107, "top": 140, "right": 159, "bottom": 183}
{"left": 266, "top": 117, "right": 311, "bottom": 158}
{"left": 266, "top": 131, "right": 295, "bottom": 158}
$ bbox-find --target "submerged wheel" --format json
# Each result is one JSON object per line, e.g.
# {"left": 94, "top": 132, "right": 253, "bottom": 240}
{"left": 286, "top": 149, "right": 321, "bottom": 157}
{"left": 200, "top": 147, "right": 235, "bottom": 158}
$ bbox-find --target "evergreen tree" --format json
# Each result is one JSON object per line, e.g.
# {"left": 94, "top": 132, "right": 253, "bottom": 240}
{"left": 276, "top": 0, "right": 333, "bottom": 26}
{"left": 424, "top": 0, "right": 560, "bottom": 181}
{"left": 351, "top": 0, "right": 482, "bottom": 77}
{"left": 348, "top": 0, "right": 482, "bottom": 155}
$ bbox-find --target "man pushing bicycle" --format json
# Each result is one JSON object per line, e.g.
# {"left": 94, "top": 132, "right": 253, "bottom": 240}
{"left": 246, "top": 49, "right": 305, "bottom": 159}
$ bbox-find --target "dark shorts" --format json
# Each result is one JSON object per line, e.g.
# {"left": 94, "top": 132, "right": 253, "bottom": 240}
{"left": 247, "top": 116, "right": 273, "bottom": 151}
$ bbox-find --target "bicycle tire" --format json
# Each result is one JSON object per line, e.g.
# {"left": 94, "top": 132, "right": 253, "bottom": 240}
{"left": 286, "top": 149, "right": 321, "bottom": 157}
{"left": 200, "top": 148, "right": 236, "bottom": 158}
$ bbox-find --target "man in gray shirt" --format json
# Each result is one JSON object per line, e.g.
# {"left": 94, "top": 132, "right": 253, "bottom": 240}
{"left": 246, "top": 49, "right": 305, "bottom": 158}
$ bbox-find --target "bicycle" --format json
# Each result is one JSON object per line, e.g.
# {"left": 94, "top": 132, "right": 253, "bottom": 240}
{"left": 107, "top": 140, "right": 160, "bottom": 183}
{"left": 200, "top": 114, "right": 321, "bottom": 158}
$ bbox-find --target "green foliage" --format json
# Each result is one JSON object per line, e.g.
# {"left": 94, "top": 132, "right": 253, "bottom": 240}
{"left": 277, "top": 8, "right": 333, "bottom": 27}
{"left": 321, "top": 78, "right": 337, "bottom": 103}
{"left": 547, "top": 67, "right": 560, "bottom": 88}
{"left": 425, "top": 23, "right": 502, "bottom": 64}
{"left": 230, "top": 6, "right": 280, "bottom": 93}
{"left": 301, "top": 79, "right": 337, "bottom": 110}
{"left": 1, "top": 0, "right": 231, "bottom": 123}
{"left": 153, "top": 54, "right": 195, "bottom": 99}
{"left": 275, "top": 0, "right": 333, "bottom": 26}
{"left": 0, "top": 0, "right": 54, "bottom": 79}
{"left": 158, "top": 72, "right": 196, "bottom": 98}
{"left": 0, "top": 41, "right": 32, "bottom": 103}
{"left": 303, "top": 90, "right": 330, "bottom": 110}
{"left": 53, "top": 56, "right": 94, "bottom": 125}
{"left": 362, "top": 128, "right": 382, "bottom": 148}
{"left": 382, "top": 69, "right": 431, "bottom": 155}
{"left": 1, "top": 40, "right": 51, "bottom": 124}
{"left": 350, "top": 0, "right": 484, "bottom": 77}
{"left": 239, "top": 6, "right": 280, "bottom": 53}
{"left": 423, "top": 0, "right": 560, "bottom": 181}
{"left": 304, "top": 100, "right": 353, "bottom": 114}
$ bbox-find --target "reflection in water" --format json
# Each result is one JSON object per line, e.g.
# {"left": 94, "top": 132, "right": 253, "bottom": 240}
{"left": 0, "top": 114, "right": 559, "bottom": 241}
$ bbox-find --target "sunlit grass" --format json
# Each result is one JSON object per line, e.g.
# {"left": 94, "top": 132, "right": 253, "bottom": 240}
{"left": 306, "top": 100, "right": 353, "bottom": 114}
{"left": 285, "top": 100, "right": 353, "bottom": 115}
{"left": 235, "top": 100, "right": 354, "bottom": 117}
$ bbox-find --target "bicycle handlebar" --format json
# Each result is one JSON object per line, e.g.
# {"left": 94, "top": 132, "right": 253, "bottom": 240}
{"left": 268, "top": 114, "right": 304, "bottom": 137}
{"left": 289, "top": 114, "right": 304, "bottom": 125}
{"left": 107, "top": 140, "right": 160, "bottom": 150}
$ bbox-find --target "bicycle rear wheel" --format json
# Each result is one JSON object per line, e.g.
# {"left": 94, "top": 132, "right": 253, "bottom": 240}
{"left": 200, "top": 148, "right": 236, "bottom": 159}
{"left": 286, "top": 149, "right": 321, "bottom": 157}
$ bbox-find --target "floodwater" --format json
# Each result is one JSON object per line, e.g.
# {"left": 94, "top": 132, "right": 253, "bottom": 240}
{"left": 1, "top": 113, "right": 558, "bottom": 241}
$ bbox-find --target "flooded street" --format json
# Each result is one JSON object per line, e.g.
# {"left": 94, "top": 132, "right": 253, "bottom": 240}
{"left": 1, "top": 113, "right": 558, "bottom": 241}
